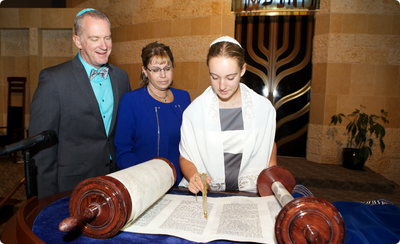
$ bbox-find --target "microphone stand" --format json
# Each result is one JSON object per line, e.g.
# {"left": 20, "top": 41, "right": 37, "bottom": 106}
{"left": 24, "top": 149, "right": 37, "bottom": 199}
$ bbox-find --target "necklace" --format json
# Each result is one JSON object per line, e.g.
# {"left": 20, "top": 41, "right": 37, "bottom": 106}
{"left": 148, "top": 86, "right": 170, "bottom": 102}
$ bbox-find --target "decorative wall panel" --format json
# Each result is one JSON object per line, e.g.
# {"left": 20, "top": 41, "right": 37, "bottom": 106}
{"left": 236, "top": 15, "right": 314, "bottom": 157}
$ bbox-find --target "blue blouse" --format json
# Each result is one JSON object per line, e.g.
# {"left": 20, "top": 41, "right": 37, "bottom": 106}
{"left": 115, "top": 87, "right": 191, "bottom": 185}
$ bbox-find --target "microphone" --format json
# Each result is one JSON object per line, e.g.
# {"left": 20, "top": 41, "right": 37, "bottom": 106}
{"left": 0, "top": 130, "right": 56, "bottom": 156}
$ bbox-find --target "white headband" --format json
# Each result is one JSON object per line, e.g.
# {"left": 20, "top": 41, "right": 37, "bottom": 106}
{"left": 210, "top": 36, "right": 242, "bottom": 48}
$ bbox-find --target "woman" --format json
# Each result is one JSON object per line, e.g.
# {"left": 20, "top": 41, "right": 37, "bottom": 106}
{"left": 179, "top": 36, "right": 277, "bottom": 193}
{"left": 115, "top": 42, "right": 191, "bottom": 185}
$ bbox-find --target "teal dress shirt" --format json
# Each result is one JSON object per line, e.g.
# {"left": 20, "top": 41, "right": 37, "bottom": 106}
{"left": 78, "top": 52, "right": 114, "bottom": 137}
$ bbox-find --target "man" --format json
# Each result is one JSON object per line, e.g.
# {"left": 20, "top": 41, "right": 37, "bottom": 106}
{"left": 29, "top": 9, "right": 131, "bottom": 199}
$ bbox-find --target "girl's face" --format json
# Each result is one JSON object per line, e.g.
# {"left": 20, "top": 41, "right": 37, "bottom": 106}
{"left": 208, "top": 56, "right": 246, "bottom": 104}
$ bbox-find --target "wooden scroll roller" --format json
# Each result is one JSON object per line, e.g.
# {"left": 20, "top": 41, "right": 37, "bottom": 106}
{"left": 59, "top": 157, "right": 176, "bottom": 239}
{"left": 257, "top": 166, "right": 345, "bottom": 244}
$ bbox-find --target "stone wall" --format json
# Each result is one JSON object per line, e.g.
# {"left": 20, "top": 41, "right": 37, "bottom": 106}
{"left": 309, "top": 0, "right": 400, "bottom": 185}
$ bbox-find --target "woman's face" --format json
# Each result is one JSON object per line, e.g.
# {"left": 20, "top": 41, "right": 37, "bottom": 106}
{"left": 143, "top": 57, "right": 174, "bottom": 91}
{"left": 208, "top": 56, "right": 246, "bottom": 103}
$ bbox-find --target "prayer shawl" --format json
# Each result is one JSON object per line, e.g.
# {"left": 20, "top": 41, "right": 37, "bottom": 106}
{"left": 179, "top": 83, "right": 276, "bottom": 192}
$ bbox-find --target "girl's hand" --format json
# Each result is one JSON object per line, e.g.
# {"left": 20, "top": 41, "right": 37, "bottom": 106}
{"left": 188, "top": 174, "right": 211, "bottom": 193}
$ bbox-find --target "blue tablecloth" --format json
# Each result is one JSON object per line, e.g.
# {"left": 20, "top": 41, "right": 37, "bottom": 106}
{"left": 32, "top": 186, "right": 400, "bottom": 243}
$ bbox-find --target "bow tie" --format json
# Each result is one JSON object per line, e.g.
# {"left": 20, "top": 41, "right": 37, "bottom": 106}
{"left": 90, "top": 67, "right": 109, "bottom": 80}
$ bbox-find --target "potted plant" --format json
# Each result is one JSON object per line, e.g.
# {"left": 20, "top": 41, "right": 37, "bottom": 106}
{"left": 330, "top": 105, "right": 389, "bottom": 170}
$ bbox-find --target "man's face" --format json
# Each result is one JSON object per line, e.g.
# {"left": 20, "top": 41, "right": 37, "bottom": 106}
{"left": 73, "top": 16, "right": 112, "bottom": 69}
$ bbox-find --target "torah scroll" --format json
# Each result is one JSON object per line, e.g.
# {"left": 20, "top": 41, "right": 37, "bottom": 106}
{"left": 59, "top": 157, "right": 176, "bottom": 239}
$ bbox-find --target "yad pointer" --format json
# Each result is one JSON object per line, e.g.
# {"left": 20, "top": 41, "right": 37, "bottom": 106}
{"left": 200, "top": 173, "right": 208, "bottom": 218}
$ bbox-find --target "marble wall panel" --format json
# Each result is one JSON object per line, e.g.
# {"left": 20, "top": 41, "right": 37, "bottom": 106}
{"left": 340, "top": 47, "right": 365, "bottom": 63}
{"left": 354, "top": 34, "right": 381, "bottom": 48}
{"left": 317, "top": 0, "right": 331, "bottom": 15}
{"left": 381, "top": 0, "right": 400, "bottom": 15}
{"left": 330, "top": 0, "right": 357, "bottom": 14}
{"left": 163, "top": 5, "right": 183, "bottom": 21}
{"left": 326, "top": 63, "right": 352, "bottom": 95}
{"left": 311, "top": 63, "right": 327, "bottom": 94}
{"left": 41, "top": 9, "right": 63, "bottom": 29}
{"left": 63, "top": 8, "right": 78, "bottom": 29}
{"left": 388, "top": 47, "right": 400, "bottom": 65}
{"left": 29, "top": 28, "right": 38, "bottom": 56}
{"left": 336, "top": 95, "right": 363, "bottom": 115}
{"left": 0, "top": 9, "right": 19, "bottom": 28}
{"left": 42, "top": 29, "right": 74, "bottom": 57}
{"left": 329, "top": 13, "right": 342, "bottom": 33}
{"left": 328, "top": 33, "right": 354, "bottom": 47}
{"left": 309, "top": 93, "right": 325, "bottom": 124}
{"left": 14, "top": 56, "right": 29, "bottom": 78}
{"left": 385, "top": 97, "right": 400, "bottom": 128}
{"left": 153, "top": 20, "right": 172, "bottom": 39}
{"left": 2, "top": 57, "right": 16, "bottom": 81}
{"left": 29, "top": 56, "right": 39, "bottom": 88}
{"left": 112, "top": 26, "right": 126, "bottom": 43}
{"left": 312, "top": 46, "right": 328, "bottom": 64}
{"left": 350, "top": 64, "right": 376, "bottom": 96}
{"left": 191, "top": 17, "right": 212, "bottom": 36}
{"left": 179, "top": 61, "right": 199, "bottom": 90}
{"left": 198, "top": 61, "right": 211, "bottom": 92}
{"left": 140, "top": 0, "right": 154, "bottom": 10}
{"left": 342, "top": 14, "right": 367, "bottom": 34}
{"left": 323, "top": 94, "right": 337, "bottom": 125}
{"left": 367, "top": 14, "right": 392, "bottom": 35}
{"left": 356, "top": 0, "right": 383, "bottom": 15}
{"left": 125, "top": 24, "right": 140, "bottom": 41}
{"left": 312, "top": 34, "right": 329, "bottom": 63}
{"left": 171, "top": 19, "right": 191, "bottom": 37}
{"left": 19, "top": 9, "right": 41, "bottom": 28}
{"left": 154, "top": 0, "right": 174, "bottom": 8}
{"left": 221, "top": 15, "right": 235, "bottom": 36}
{"left": 314, "top": 14, "right": 330, "bottom": 36}
{"left": 365, "top": 48, "right": 389, "bottom": 65}
{"left": 1, "top": 30, "right": 29, "bottom": 57}
{"left": 374, "top": 65, "right": 399, "bottom": 97}
{"left": 306, "top": 137, "right": 321, "bottom": 155}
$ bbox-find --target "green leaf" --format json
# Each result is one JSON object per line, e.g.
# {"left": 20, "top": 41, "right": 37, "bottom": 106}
{"left": 380, "top": 139, "right": 385, "bottom": 152}
{"left": 351, "top": 124, "right": 357, "bottom": 137}
{"left": 367, "top": 147, "right": 372, "bottom": 157}
{"left": 331, "top": 116, "right": 337, "bottom": 124}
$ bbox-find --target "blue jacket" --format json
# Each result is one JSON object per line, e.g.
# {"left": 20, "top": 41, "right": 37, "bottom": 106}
{"left": 115, "top": 87, "right": 191, "bottom": 185}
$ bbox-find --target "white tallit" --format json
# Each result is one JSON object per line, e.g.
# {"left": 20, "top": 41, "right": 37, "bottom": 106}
{"left": 179, "top": 83, "right": 276, "bottom": 192}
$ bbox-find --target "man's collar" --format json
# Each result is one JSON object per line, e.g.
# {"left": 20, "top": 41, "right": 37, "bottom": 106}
{"left": 78, "top": 52, "right": 108, "bottom": 77}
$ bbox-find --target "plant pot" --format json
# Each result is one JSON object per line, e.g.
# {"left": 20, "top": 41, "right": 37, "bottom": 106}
{"left": 342, "top": 148, "right": 365, "bottom": 170}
